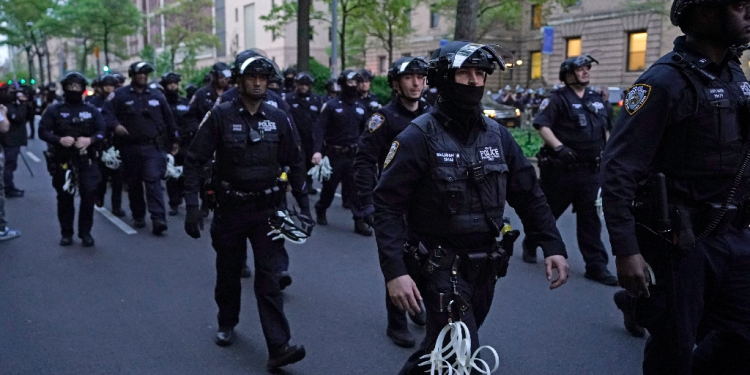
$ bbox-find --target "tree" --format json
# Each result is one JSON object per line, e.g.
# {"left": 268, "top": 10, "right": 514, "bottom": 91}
{"left": 0, "top": 0, "right": 57, "bottom": 85}
{"left": 297, "top": 0, "right": 312, "bottom": 72}
{"left": 361, "top": 0, "right": 414, "bottom": 66}
{"left": 454, "top": 0, "right": 478, "bottom": 41}
{"left": 154, "top": 0, "right": 221, "bottom": 71}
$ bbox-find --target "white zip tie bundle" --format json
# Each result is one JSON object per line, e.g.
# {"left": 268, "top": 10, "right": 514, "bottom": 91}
{"left": 596, "top": 187, "right": 604, "bottom": 220}
{"left": 307, "top": 156, "right": 332, "bottom": 181}
{"left": 101, "top": 146, "right": 121, "bottom": 170}
{"left": 419, "top": 321, "right": 499, "bottom": 375}
{"left": 62, "top": 170, "right": 77, "bottom": 195}
{"left": 165, "top": 154, "right": 183, "bottom": 179}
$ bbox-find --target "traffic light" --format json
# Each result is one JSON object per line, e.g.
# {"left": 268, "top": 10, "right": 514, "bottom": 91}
{"left": 30, "top": 79, "right": 35, "bottom": 84}
{"left": 20, "top": 79, "right": 25, "bottom": 84}
{"left": 103, "top": 65, "right": 110, "bottom": 73}
{"left": 6, "top": 80, "right": 11, "bottom": 85}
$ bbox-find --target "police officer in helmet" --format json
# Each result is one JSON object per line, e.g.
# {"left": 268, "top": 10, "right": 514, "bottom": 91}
{"left": 183, "top": 54, "right": 310, "bottom": 370}
{"left": 604, "top": 1, "right": 750, "bottom": 373}
{"left": 322, "top": 78, "right": 340, "bottom": 103}
{"left": 523, "top": 54, "right": 617, "bottom": 286}
{"left": 282, "top": 67, "right": 297, "bottom": 94}
{"left": 373, "top": 41, "right": 570, "bottom": 374}
{"left": 160, "top": 72, "right": 191, "bottom": 216}
{"left": 358, "top": 68, "right": 381, "bottom": 116}
{"left": 311, "top": 69, "right": 372, "bottom": 235}
{"left": 285, "top": 71, "right": 323, "bottom": 195}
{"left": 354, "top": 56, "right": 431, "bottom": 348}
{"left": 39, "top": 72, "right": 106, "bottom": 246}
{"left": 107, "top": 61, "right": 178, "bottom": 234}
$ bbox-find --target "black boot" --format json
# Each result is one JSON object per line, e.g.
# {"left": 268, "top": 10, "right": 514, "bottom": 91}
{"left": 316, "top": 209, "right": 328, "bottom": 226}
{"left": 59, "top": 236, "right": 73, "bottom": 246}
{"left": 279, "top": 271, "right": 292, "bottom": 290}
{"left": 614, "top": 290, "right": 646, "bottom": 337}
{"left": 522, "top": 238, "right": 537, "bottom": 264}
{"left": 267, "top": 344, "right": 306, "bottom": 369}
{"left": 386, "top": 326, "right": 415, "bottom": 348}
{"left": 215, "top": 327, "right": 235, "bottom": 346}
{"left": 354, "top": 219, "right": 373, "bottom": 236}
{"left": 80, "top": 233, "right": 95, "bottom": 247}
{"left": 152, "top": 220, "right": 168, "bottom": 235}
{"left": 111, "top": 207, "right": 126, "bottom": 217}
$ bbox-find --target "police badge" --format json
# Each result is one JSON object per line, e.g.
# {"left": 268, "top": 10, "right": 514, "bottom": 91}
{"left": 625, "top": 84, "right": 651, "bottom": 115}
{"left": 383, "top": 141, "right": 400, "bottom": 168}
{"left": 368, "top": 114, "right": 385, "bottom": 133}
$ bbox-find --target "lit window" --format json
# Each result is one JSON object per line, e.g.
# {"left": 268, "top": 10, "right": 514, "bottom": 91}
{"left": 628, "top": 31, "right": 648, "bottom": 72}
{"left": 566, "top": 37, "right": 581, "bottom": 58}
{"left": 530, "top": 51, "right": 542, "bottom": 79}
{"left": 531, "top": 5, "right": 543, "bottom": 29}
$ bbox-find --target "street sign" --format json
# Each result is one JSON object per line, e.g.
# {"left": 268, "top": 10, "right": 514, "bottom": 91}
{"left": 542, "top": 27, "right": 554, "bottom": 55}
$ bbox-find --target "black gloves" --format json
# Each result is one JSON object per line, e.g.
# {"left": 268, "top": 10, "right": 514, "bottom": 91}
{"left": 554, "top": 145, "right": 578, "bottom": 163}
{"left": 185, "top": 205, "right": 204, "bottom": 239}
{"left": 362, "top": 204, "right": 375, "bottom": 226}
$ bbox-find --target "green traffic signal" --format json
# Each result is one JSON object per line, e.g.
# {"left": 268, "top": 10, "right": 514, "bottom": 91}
{"left": 20, "top": 79, "right": 25, "bottom": 84}
{"left": 30, "top": 79, "right": 35, "bottom": 84}
{"left": 6, "top": 80, "right": 11, "bottom": 85}
{"left": 103, "top": 65, "right": 110, "bottom": 72}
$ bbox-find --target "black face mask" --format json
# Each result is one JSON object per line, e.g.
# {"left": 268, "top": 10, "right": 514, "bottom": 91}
{"left": 341, "top": 84, "right": 358, "bottom": 100}
{"left": 63, "top": 91, "right": 84, "bottom": 105}
{"left": 284, "top": 78, "right": 295, "bottom": 90}
{"left": 164, "top": 89, "right": 179, "bottom": 101}
{"left": 441, "top": 81, "right": 485, "bottom": 109}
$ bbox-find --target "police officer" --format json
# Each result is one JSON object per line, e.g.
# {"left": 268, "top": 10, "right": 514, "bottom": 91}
{"left": 87, "top": 74, "right": 125, "bottom": 217}
{"left": 358, "top": 69, "right": 381, "bottom": 116}
{"left": 185, "top": 84, "right": 198, "bottom": 101}
{"left": 353, "top": 56, "right": 431, "bottom": 348}
{"left": 110, "top": 72, "right": 126, "bottom": 88}
{"left": 183, "top": 53, "right": 309, "bottom": 370}
{"left": 282, "top": 67, "right": 296, "bottom": 94}
{"left": 523, "top": 54, "right": 618, "bottom": 286}
{"left": 0, "top": 99, "right": 20, "bottom": 241}
{"left": 311, "top": 69, "right": 371, "bottom": 235}
{"left": 604, "top": 1, "right": 750, "bottom": 373}
{"left": 39, "top": 72, "right": 106, "bottom": 246}
{"left": 161, "top": 72, "right": 191, "bottom": 216}
{"left": 187, "top": 62, "right": 232, "bottom": 132}
{"left": 373, "top": 41, "right": 569, "bottom": 375}
{"left": 285, "top": 72, "right": 323, "bottom": 195}
{"left": 107, "top": 61, "right": 178, "bottom": 234}
{"left": 268, "top": 74, "right": 284, "bottom": 96}
{"left": 322, "top": 78, "right": 340, "bottom": 103}
{"left": 0, "top": 84, "right": 28, "bottom": 198}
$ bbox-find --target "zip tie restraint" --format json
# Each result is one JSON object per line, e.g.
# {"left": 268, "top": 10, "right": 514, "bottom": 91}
{"left": 418, "top": 319, "right": 499, "bottom": 375}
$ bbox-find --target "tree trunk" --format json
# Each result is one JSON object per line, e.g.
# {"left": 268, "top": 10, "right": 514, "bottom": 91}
{"left": 454, "top": 0, "right": 479, "bottom": 41}
{"left": 104, "top": 29, "right": 110, "bottom": 67}
{"left": 80, "top": 40, "right": 89, "bottom": 73}
{"left": 297, "top": 0, "right": 311, "bottom": 72}
{"left": 26, "top": 47, "right": 34, "bottom": 83}
{"left": 340, "top": 14, "right": 346, "bottom": 70}
{"left": 387, "top": 24, "right": 393, "bottom": 66}
{"left": 45, "top": 36, "right": 52, "bottom": 84}
{"left": 36, "top": 48, "right": 46, "bottom": 86}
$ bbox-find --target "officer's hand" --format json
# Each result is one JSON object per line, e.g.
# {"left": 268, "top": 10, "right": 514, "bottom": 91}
{"left": 59, "top": 136, "right": 75, "bottom": 147}
{"left": 171, "top": 143, "right": 179, "bottom": 156}
{"left": 362, "top": 204, "right": 375, "bottom": 226}
{"left": 554, "top": 145, "right": 578, "bottom": 163}
{"left": 74, "top": 137, "right": 91, "bottom": 149}
{"left": 544, "top": 255, "right": 569, "bottom": 290}
{"left": 312, "top": 152, "right": 322, "bottom": 165}
{"left": 184, "top": 205, "right": 204, "bottom": 239}
{"left": 0, "top": 104, "right": 7, "bottom": 116}
{"left": 616, "top": 254, "right": 651, "bottom": 298}
{"left": 386, "top": 275, "right": 423, "bottom": 316}
{"left": 114, "top": 124, "right": 129, "bottom": 136}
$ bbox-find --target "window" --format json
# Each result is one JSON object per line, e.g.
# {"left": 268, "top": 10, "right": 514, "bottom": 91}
{"left": 530, "top": 51, "right": 542, "bottom": 79}
{"left": 402, "top": 52, "right": 412, "bottom": 57}
{"left": 235, "top": 8, "right": 238, "bottom": 22}
{"left": 566, "top": 37, "right": 581, "bottom": 58}
{"left": 378, "top": 56, "right": 387, "bottom": 74}
{"left": 244, "top": 4, "right": 255, "bottom": 49}
{"left": 627, "top": 31, "right": 648, "bottom": 72}
{"left": 430, "top": 6, "right": 439, "bottom": 28}
{"left": 531, "top": 5, "right": 543, "bottom": 29}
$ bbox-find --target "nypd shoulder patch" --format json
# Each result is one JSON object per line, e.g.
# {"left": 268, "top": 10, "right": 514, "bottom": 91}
{"left": 539, "top": 98, "right": 550, "bottom": 112}
{"left": 383, "top": 141, "right": 400, "bottom": 168}
{"left": 368, "top": 114, "right": 385, "bottom": 133}
{"left": 625, "top": 84, "right": 652, "bottom": 115}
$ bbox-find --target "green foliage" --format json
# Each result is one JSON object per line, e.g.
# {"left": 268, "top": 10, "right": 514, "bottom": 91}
{"left": 140, "top": 44, "right": 156, "bottom": 65}
{"left": 154, "top": 0, "right": 220, "bottom": 70}
{"left": 309, "top": 58, "right": 332, "bottom": 95}
{"left": 509, "top": 127, "right": 543, "bottom": 158}
{"left": 185, "top": 65, "right": 212, "bottom": 87}
{"left": 370, "top": 76, "right": 393, "bottom": 105}
{"left": 1, "top": 71, "right": 30, "bottom": 83}
{"left": 362, "top": 0, "right": 414, "bottom": 66}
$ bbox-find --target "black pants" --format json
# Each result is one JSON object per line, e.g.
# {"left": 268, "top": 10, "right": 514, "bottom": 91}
{"left": 538, "top": 168, "right": 608, "bottom": 273}
{"left": 120, "top": 145, "right": 167, "bottom": 222}
{"left": 314, "top": 154, "right": 363, "bottom": 218}
{"left": 398, "top": 265, "right": 497, "bottom": 375}
{"left": 96, "top": 160, "right": 123, "bottom": 210}
{"left": 166, "top": 151, "right": 186, "bottom": 208}
{"left": 52, "top": 159, "right": 101, "bottom": 237}
{"left": 633, "top": 225, "right": 750, "bottom": 375}
{"left": 210, "top": 202, "right": 292, "bottom": 352}
{"left": 3, "top": 146, "right": 20, "bottom": 190}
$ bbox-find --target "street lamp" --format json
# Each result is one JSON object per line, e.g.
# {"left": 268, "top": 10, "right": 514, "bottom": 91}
{"left": 515, "top": 59, "right": 523, "bottom": 66}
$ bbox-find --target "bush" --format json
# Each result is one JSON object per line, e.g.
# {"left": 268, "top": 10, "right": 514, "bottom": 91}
{"left": 309, "top": 58, "right": 331, "bottom": 96}
{"left": 508, "top": 127, "right": 543, "bottom": 158}
{"left": 370, "top": 76, "right": 393, "bottom": 105}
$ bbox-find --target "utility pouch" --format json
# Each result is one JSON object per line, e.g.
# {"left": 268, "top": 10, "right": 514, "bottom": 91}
{"left": 462, "top": 252, "right": 488, "bottom": 282}
{"left": 203, "top": 164, "right": 217, "bottom": 210}
{"left": 421, "top": 244, "right": 448, "bottom": 278}
{"left": 403, "top": 243, "right": 428, "bottom": 283}
{"left": 43, "top": 150, "right": 59, "bottom": 177}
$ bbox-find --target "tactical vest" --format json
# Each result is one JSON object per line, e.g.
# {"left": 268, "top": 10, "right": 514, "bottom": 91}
{"left": 550, "top": 88, "right": 608, "bottom": 161}
{"left": 214, "top": 103, "right": 280, "bottom": 192}
{"left": 408, "top": 114, "right": 508, "bottom": 236}
{"left": 652, "top": 52, "right": 750, "bottom": 200}
{"left": 52, "top": 104, "right": 99, "bottom": 159}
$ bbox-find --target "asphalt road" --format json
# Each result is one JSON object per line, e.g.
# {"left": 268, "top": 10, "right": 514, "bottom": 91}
{"left": 0, "top": 125, "right": 644, "bottom": 374}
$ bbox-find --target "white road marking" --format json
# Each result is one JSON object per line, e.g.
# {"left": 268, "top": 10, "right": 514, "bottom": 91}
{"left": 94, "top": 206, "right": 137, "bottom": 235}
{"left": 25, "top": 151, "right": 41, "bottom": 163}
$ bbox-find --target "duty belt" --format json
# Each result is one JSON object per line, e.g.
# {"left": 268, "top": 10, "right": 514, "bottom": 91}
{"left": 218, "top": 181, "right": 280, "bottom": 202}
{"left": 326, "top": 144, "right": 356, "bottom": 156}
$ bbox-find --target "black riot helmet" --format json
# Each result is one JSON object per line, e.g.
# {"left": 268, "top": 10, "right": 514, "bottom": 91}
{"left": 231, "top": 49, "right": 264, "bottom": 77}
{"left": 46, "top": 82, "right": 57, "bottom": 91}
{"left": 110, "top": 72, "right": 126, "bottom": 86}
{"left": 210, "top": 62, "right": 232, "bottom": 79}
{"left": 233, "top": 55, "right": 277, "bottom": 79}
{"left": 325, "top": 78, "right": 340, "bottom": 95}
{"left": 426, "top": 41, "right": 506, "bottom": 89}
{"left": 294, "top": 72, "right": 315, "bottom": 85}
{"left": 283, "top": 67, "right": 297, "bottom": 78}
{"left": 128, "top": 61, "right": 155, "bottom": 77}
{"left": 60, "top": 71, "right": 88, "bottom": 91}
{"left": 337, "top": 69, "right": 364, "bottom": 98}
{"left": 185, "top": 84, "right": 198, "bottom": 100}
{"left": 387, "top": 56, "right": 429, "bottom": 87}
{"left": 99, "top": 74, "right": 119, "bottom": 88}
{"left": 670, "top": 0, "right": 739, "bottom": 27}
{"left": 559, "top": 54, "right": 598, "bottom": 83}
{"left": 148, "top": 81, "right": 164, "bottom": 92}
{"left": 358, "top": 69, "right": 374, "bottom": 82}
{"left": 90, "top": 76, "right": 100, "bottom": 88}
{"left": 160, "top": 72, "right": 182, "bottom": 86}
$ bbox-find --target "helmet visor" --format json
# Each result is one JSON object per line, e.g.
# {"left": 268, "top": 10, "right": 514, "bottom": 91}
{"left": 451, "top": 44, "right": 509, "bottom": 71}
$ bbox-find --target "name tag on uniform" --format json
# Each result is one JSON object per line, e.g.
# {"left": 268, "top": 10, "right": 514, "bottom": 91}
{"left": 125, "top": 101, "right": 134, "bottom": 106}
{"left": 705, "top": 88, "right": 726, "bottom": 101}
{"left": 177, "top": 104, "right": 189, "bottom": 111}
{"left": 79, "top": 112, "right": 92, "bottom": 119}
{"left": 355, "top": 107, "right": 365, "bottom": 115}
{"left": 232, "top": 124, "right": 243, "bottom": 132}
{"left": 436, "top": 152, "right": 459, "bottom": 164}
{"left": 370, "top": 101, "right": 378, "bottom": 108}
{"left": 148, "top": 99, "right": 160, "bottom": 107}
